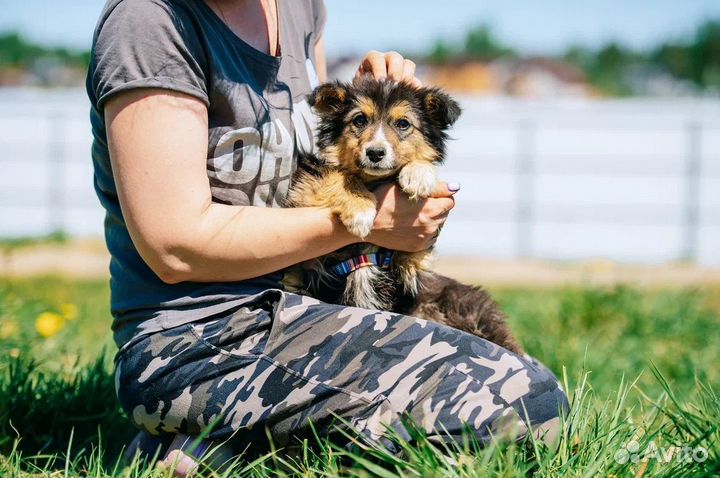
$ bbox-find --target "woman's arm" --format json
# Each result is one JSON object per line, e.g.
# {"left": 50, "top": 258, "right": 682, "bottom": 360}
{"left": 314, "top": 36, "right": 328, "bottom": 82}
{"left": 106, "top": 89, "right": 454, "bottom": 284}
{"left": 106, "top": 89, "right": 355, "bottom": 284}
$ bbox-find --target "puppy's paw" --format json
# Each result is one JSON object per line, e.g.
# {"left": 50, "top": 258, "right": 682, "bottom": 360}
{"left": 341, "top": 207, "right": 376, "bottom": 239}
{"left": 399, "top": 162, "right": 436, "bottom": 200}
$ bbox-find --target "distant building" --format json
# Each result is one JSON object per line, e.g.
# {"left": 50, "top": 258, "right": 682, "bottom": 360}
{"left": 425, "top": 57, "right": 593, "bottom": 98}
{"left": 501, "top": 57, "right": 593, "bottom": 98}
{"left": 0, "top": 67, "right": 28, "bottom": 87}
{"left": 426, "top": 60, "right": 500, "bottom": 94}
{"left": 28, "top": 57, "right": 86, "bottom": 87}
{"left": 624, "top": 65, "right": 698, "bottom": 97}
{"left": 327, "top": 56, "right": 361, "bottom": 82}
{"left": 0, "top": 58, "right": 86, "bottom": 87}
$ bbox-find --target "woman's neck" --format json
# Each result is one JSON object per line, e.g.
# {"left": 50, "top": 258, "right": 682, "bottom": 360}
{"left": 206, "top": 0, "right": 281, "bottom": 57}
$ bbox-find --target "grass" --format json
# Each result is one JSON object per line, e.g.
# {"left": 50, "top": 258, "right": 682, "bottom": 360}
{"left": 0, "top": 276, "right": 718, "bottom": 477}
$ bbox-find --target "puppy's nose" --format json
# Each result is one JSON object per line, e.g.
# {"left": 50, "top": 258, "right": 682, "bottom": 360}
{"left": 365, "top": 146, "right": 386, "bottom": 163}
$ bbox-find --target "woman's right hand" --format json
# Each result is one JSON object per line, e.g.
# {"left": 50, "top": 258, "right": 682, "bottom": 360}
{"left": 368, "top": 182, "right": 459, "bottom": 252}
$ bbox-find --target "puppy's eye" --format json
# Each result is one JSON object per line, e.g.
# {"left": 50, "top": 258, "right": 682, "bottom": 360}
{"left": 352, "top": 113, "right": 368, "bottom": 128}
{"left": 395, "top": 118, "right": 411, "bottom": 130}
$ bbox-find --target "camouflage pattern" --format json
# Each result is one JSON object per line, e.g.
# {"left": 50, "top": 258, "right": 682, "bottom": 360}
{"left": 115, "top": 289, "right": 568, "bottom": 454}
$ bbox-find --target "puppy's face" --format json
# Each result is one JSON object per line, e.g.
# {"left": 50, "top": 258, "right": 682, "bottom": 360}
{"left": 309, "top": 78, "right": 461, "bottom": 180}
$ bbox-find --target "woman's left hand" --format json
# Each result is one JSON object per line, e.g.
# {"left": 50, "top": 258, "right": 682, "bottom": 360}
{"left": 355, "top": 50, "right": 422, "bottom": 86}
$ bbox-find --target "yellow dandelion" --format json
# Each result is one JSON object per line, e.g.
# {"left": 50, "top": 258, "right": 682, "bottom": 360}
{"left": 0, "top": 321, "right": 19, "bottom": 340}
{"left": 35, "top": 312, "right": 65, "bottom": 338}
{"left": 60, "top": 303, "right": 78, "bottom": 321}
{"left": 9, "top": 348, "right": 20, "bottom": 358}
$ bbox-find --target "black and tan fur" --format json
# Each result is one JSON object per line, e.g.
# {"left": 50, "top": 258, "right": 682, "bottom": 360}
{"left": 285, "top": 78, "right": 522, "bottom": 354}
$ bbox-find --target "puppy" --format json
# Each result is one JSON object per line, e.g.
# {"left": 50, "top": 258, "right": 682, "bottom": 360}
{"left": 284, "top": 78, "right": 522, "bottom": 354}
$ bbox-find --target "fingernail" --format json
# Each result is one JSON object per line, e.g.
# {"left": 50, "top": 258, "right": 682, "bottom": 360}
{"left": 448, "top": 182, "right": 461, "bottom": 192}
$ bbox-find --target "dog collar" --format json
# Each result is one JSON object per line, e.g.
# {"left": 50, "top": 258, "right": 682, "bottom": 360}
{"left": 331, "top": 252, "right": 393, "bottom": 277}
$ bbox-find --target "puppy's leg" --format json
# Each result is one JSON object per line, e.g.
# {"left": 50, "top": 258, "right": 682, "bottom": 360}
{"left": 393, "top": 250, "right": 433, "bottom": 296}
{"left": 398, "top": 161, "right": 437, "bottom": 200}
{"left": 287, "top": 170, "right": 377, "bottom": 239}
{"left": 339, "top": 198, "right": 377, "bottom": 239}
{"left": 395, "top": 161, "right": 441, "bottom": 292}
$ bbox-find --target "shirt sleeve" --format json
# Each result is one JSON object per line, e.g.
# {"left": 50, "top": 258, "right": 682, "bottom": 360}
{"left": 310, "top": 0, "right": 327, "bottom": 45}
{"left": 91, "top": 0, "right": 209, "bottom": 108}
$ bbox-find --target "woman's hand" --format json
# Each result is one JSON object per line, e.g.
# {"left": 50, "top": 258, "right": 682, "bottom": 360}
{"left": 356, "top": 50, "right": 422, "bottom": 86}
{"left": 368, "top": 181, "right": 459, "bottom": 252}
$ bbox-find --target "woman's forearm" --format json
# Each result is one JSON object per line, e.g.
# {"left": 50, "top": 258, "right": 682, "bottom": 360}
{"left": 159, "top": 204, "right": 356, "bottom": 283}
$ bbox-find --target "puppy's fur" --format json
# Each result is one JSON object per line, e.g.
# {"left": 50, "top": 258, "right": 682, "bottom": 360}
{"left": 284, "top": 78, "right": 522, "bottom": 354}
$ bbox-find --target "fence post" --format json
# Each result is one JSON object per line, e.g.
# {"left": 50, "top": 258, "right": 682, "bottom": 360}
{"left": 682, "top": 121, "right": 702, "bottom": 262}
{"left": 47, "top": 111, "right": 65, "bottom": 234}
{"left": 515, "top": 120, "right": 535, "bottom": 258}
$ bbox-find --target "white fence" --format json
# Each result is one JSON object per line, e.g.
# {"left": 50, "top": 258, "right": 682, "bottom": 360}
{"left": 0, "top": 88, "right": 104, "bottom": 237}
{"left": 1, "top": 87, "right": 719, "bottom": 265}
{"left": 443, "top": 95, "right": 720, "bottom": 265}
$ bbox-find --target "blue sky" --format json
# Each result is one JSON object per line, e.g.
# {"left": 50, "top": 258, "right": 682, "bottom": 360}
{"left": 2, "top": 0, "right": 720, "bottom": 57}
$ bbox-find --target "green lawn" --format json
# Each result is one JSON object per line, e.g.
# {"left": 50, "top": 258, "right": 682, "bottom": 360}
{"left": 0, "top": 276, "right": 718, "bottom": 477}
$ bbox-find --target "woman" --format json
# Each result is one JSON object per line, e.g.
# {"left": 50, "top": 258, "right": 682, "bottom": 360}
{"left": 87, "top": 0, "right": 568, "bottom": 471}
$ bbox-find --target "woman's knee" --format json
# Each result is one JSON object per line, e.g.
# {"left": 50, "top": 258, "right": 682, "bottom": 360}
{"left": 415, "top": 351, "right": 569, "bottom": 445}
{"left": 501, "top": 359, "right": 569, "bottom": 442}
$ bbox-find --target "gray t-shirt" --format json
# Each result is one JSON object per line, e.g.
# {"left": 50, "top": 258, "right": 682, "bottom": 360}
{"left": 86, "top": 0, "right": 326, "bottom": 346}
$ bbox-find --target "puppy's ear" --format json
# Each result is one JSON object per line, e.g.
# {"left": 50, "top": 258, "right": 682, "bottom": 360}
{"left": 308, "top": 82, "right": 352, "bottom": 115}
{"left": 419, "top": 88, "right": 462, "bottom": 129}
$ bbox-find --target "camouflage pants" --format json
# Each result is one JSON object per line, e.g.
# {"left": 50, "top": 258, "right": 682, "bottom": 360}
{"left": 115, "top": 289, "right": 568, "bottom": 454}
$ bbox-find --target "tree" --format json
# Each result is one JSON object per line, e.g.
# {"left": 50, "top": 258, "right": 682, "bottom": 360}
{"left": 563, "top": 45, "right": 595, "bottom": 71}
{"left": 594, "top": 42, "right": 633, "bottom": 73}
{"left": 427, "top": 39, "right": 454, "bottom": 64}
{"left": 652, "top": 43, "right": 692, "bottom": 81}
{"left": 690, "top": 20, "right": 720, "bottom": 88}
{"left": 463, "top": 25, "right": 513, "bottom": 61}
{"left": 0, "top": 31, "right": 88, "bottom": 69}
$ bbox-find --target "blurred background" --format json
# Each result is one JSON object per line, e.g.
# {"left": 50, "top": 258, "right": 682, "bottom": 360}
{"left": 1, "top": 0, "right": 720, "bottom": 282}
